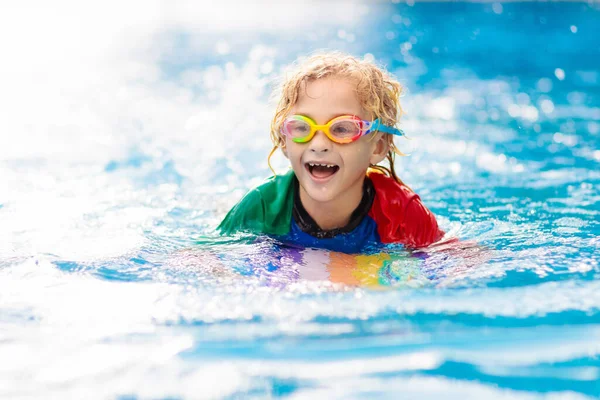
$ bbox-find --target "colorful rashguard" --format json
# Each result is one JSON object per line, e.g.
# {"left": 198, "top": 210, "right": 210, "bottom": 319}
{"left": 218, "top": 170, "right": 444, "bottom": 253}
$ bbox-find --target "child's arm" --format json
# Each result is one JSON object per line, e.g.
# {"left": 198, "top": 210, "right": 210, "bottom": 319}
{"left": 218, "top": 172, "right": 295, "bottom": 237}
{"left": 368, "top": 172, "right": 444, "bottom": 249}
{"left": 401, "top": 194, "right": 445, "bottom": 248}
{"left": 217, "top": 188, "right": 264, "bottom": 235}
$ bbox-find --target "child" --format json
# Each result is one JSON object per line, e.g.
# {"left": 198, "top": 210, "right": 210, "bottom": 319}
{"left": 218, "top": 52, "right": 444, "bottom": 253}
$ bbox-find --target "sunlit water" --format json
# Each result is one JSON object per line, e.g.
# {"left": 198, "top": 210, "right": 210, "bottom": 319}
{"left": 1, "top": 1, "right": 599, "bottom": 399}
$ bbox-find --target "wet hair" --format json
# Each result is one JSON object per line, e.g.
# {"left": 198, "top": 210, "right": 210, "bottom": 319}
{"left": 268, "top": 51, "right": 407, "bottom": 185}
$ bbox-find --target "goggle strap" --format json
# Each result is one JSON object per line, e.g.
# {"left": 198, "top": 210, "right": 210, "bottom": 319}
{"left": 369, "top": 119, "right": 404, "bottom": 137}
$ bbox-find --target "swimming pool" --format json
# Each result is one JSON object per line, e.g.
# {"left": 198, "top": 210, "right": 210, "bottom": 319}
{"left": 1, "top": 1, "right": 599, "bottom": 398}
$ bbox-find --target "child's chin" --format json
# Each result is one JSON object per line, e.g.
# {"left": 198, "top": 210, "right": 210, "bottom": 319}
{"left": 303, "top": 186, "right": 339, "bottom": 204}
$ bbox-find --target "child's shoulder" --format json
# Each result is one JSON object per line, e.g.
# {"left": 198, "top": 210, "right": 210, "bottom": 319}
{"left": 367, "top": 171, "right": 443, "bottom": 247}
{"left": 368, "top": 170, "right": 417, "bottom": 204}
{"left": 217, "top": 171, "right": 295, "bottom": 236}
{"left": 255, "top": 169, "right": 296, "bottom": 198}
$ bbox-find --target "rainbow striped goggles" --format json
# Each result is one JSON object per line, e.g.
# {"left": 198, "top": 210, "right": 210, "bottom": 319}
{"left": 281, "top": 114, "right": 404, "bottom": 144}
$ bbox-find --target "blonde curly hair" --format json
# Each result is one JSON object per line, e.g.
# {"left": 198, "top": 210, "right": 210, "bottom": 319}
{"left": 268, "top": 51, "right": 407, "bottom": 185}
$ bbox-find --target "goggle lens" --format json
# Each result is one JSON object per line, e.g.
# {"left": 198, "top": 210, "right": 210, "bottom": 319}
{"left": 283, "top": 119, "right": 312, "bottom": 139}
{"left": 329, "top": 119, "right": 363, "bottom": 140}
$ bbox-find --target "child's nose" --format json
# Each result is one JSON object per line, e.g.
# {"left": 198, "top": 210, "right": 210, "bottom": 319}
{"left": 308, "top": 130, "right": 333, "bottom": 152}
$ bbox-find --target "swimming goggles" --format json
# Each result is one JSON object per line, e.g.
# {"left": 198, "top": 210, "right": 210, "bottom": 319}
{"left": 281, "top": 115, "right": 404, "bottom": 144}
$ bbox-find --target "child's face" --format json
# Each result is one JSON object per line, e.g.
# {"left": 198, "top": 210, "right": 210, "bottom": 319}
{"left": 283, "top": 76, "right": 388, "bottom": 207}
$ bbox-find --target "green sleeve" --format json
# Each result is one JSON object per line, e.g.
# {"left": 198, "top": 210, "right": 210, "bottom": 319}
{"left": 217, "top": 171, "right": 296, "bottom": 236}
{"left": 217, "top": 188, "right": 265, "bottom": 235}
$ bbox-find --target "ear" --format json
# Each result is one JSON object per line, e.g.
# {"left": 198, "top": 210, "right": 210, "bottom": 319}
{"left": 369, "top": 133, "right": 389, "bottom": 165}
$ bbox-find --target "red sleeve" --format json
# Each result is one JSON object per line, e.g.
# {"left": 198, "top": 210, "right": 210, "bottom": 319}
{"left": 368, "top": 172, "right": 444, "bottom": 248}
{"left": 401, "top": 194, "right": 444, "bottom": 248}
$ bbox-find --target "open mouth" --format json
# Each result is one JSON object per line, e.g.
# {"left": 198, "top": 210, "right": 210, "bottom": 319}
{"left": 305, "top": 162, "right": 340, "bottom": 179}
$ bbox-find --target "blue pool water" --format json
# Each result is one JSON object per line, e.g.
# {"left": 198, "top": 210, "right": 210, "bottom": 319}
{"left": 1, "top": 1, "right": 599, "bottom": 398}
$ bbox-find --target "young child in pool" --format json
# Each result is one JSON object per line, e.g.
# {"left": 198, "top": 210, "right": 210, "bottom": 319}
{"left": 218, "top": 52, "right": 444, "bottom": 253}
